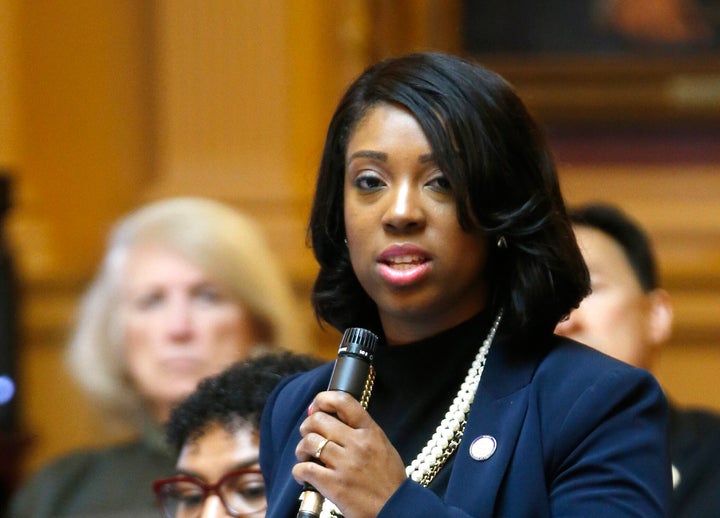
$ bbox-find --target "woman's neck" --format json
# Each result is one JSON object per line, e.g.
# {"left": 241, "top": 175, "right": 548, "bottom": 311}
{"left": 380, "top": 305, "right": 487, "bottom": 345}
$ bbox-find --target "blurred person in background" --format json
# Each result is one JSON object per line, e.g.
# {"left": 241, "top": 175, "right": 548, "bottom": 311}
{"left": 153, "top": 351, "right": 322, "bottom": 518}
{"left": 9, "top": 197, "right": 312, "bottom": 518}
{"left": 556, "top": 202, "right": 720, "bottom": 518}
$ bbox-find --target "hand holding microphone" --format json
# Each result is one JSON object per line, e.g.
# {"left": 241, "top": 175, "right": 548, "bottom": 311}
{"left": 296, "top": 327, "right": 378, "bottom": 518}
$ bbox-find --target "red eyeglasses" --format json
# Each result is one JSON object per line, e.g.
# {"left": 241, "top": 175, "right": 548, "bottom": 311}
{"left": 152, "top": 468, "right": 266, "bottom": 518}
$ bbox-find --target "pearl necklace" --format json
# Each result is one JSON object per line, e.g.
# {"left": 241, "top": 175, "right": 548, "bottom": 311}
{"left": 406, "top": 309, "right": 502, "bottom": 485}
{"left": 320, "top": 310, "right": 503, "bottom": 517}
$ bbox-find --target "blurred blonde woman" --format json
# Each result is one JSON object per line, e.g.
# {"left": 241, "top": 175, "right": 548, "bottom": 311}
{"left": 10, "top": 197, "right": 312, "bottom": 518}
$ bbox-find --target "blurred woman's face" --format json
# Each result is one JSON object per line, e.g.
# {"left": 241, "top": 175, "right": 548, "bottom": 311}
{"left": 120, "top": 246, "right": 259, "bottom": 421}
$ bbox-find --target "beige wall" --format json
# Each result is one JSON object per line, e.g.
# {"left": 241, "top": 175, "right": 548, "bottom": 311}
{"left": 2, "top": 0, "right": 718, "bottom": 486}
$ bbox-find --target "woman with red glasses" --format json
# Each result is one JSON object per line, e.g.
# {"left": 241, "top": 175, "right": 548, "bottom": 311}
{"left": 154, "top": 351, "right": 321, "bottom": 518}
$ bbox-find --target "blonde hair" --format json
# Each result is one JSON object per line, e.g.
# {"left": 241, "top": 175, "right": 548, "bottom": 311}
{"left": 66, "top": 197, "right": 311, "bottom": 429}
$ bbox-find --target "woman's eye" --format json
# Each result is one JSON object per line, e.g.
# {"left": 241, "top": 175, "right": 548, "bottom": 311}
{"left": 237, "top": 483, "right": 266, "bottom": 501}
{"left": 427, "top": 174, "right": 452, "bottom": 192}
{"left": 134, "top": 292, "right": 164, "bottom": 310}
{"left": 353, "top": 173, "right": 384, "bottom": 191}
{"left": 195, "top": 286, "right": 222, "bottom": 304}
{"left": 178, "top": 493, "right": 203, "bottom": 507}
{"left": 224, "top": 477, "right": 267, "bottom": 508}
{"left": 170, "top": 485, "right": 204, "bottom": 507}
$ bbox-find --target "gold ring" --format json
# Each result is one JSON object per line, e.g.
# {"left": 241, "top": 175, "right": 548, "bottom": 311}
{"left": 314, "top": 437, "right": 330, "bottom": 460}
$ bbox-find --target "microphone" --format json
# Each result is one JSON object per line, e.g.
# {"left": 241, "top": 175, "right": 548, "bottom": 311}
{"left": 296, "top": 327, "right": 379, "bottom": 518}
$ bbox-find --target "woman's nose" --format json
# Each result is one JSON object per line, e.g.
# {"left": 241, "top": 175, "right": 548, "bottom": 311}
{"left": 200, "top": 494, "right": 228, "bottom": 518}
{"left": 382, "top": 182, "right": 425, "bottom": 233}
{"left": 165, "top": 298, "right": 194, "bottom": 340}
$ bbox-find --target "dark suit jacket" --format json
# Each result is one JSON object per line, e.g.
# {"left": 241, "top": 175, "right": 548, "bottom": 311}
{"left": 670, "top": 405, "right": 720, "bottom": 517}
{"left": 261, "top": 336, "right": 670, "bottom": 517}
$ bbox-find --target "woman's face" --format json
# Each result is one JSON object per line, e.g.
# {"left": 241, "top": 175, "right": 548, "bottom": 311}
{"left": 344, "top": 102, "right": 488, "bottom": 344}
{"left": 174, "top": 422, "right": 264, "bottom": 518}
{"left": 120, "top": 246, "right": 258, "bottom": 421}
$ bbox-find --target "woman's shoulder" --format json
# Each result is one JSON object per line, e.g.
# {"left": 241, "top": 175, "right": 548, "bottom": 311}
{"left": 19, "top": 450, "right": 95, "bottom": 493}
{"left": 22, "top": 442, "right": 136, "bottom": 480}
{"left": 532, "top": 335, "right": 667, "bottom": 441}
{"left": 8, "top": 442, "right": 134, "bottom": 516}
{"left": 487, "top": 332, "right": 660, "bottom": 404}
{"left": 538, "top": 335, "right": 658, "bottom": 387}
{"left": 13, "top": 438, "right": 165, "bottom": 489}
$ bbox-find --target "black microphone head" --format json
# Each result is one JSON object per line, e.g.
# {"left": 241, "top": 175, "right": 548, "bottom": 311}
{"left": 337, "top": 327, "right": 378, "bottom": 364}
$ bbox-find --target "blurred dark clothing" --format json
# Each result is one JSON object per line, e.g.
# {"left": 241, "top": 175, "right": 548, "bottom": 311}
{"left": 8, "top": 425, "right": 173, "bottom": 518}
{"left": 670, "top": 405, "right": 720, "bottom": 517}
{"left": 1, "top": 173, "right": 20, "bottom": 516}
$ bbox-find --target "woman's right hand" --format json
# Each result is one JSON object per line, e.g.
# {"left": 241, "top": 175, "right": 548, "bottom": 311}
{"left": 293, "top": 390, "right": 408, "bottom": 518}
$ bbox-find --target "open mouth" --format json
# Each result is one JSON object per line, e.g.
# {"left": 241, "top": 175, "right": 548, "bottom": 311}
{"left": 378, "top": 253, "right": 432, "bottom": 286}
{"left": 383, "top": 255, "right": 428, "bottom": 269}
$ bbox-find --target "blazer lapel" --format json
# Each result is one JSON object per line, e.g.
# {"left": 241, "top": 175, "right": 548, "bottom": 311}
{"left": 444, "top": 334, "right": 544, "bottom": 513}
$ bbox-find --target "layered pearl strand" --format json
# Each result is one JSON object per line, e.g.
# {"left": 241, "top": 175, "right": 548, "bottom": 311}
{"left": 406, "top": 309, "right": 502, "bottom": 486}
{"left": 319, "top": 310, "right": 503, "bottom": 517}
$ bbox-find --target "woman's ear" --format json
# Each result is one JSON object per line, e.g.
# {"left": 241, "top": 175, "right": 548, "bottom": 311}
{"left": 647, "top": 288, "right": 673, "bottom": 347}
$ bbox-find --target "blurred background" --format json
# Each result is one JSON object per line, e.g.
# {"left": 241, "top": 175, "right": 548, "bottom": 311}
{"left": 0, "top": 0, "right": 718, "bottom": 501}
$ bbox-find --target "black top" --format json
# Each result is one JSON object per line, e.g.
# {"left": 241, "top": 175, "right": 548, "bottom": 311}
{"left": 368, "top": 309, "right": 495, "bottom": 494}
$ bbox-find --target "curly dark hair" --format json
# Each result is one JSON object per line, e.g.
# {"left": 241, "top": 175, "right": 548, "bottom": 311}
{"left": 309, "top": 51, "right": 589, "bottom": 338}
{"left": 165, "top": 351, "right": 323, "bottom": 453}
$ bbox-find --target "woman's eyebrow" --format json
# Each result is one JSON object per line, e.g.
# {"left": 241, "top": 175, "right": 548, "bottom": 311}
{"left": 348, "top": 150, "right": 435, "bottom": 163}
{"left": 173, "top": 457, "right": 261, "bottom": 481}
{"left": 174, "top": 468, "right": 202, "bottom": 479}
{"left": 418, "top": 153, "right": 435, "bottom": 163}
{"left": 348, "top": 150, "right": 387, "bottom": 162}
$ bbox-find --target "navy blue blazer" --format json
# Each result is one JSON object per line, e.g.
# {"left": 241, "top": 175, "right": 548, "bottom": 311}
{"left": 260, "top": 335, "right": 670, "bottom": 517}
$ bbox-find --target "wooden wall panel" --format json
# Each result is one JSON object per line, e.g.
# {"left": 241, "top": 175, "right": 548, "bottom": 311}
{"left": 148, "top": 0, "right": 293, "bottom": 202}
{"left": 0, "top": 0, "right": 20, "bottom": 166}
{"left": 14, "top": 1, "right": 153, "bottom": 282}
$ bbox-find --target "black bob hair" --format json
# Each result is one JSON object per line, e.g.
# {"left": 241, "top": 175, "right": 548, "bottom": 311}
{"left": 309, "top": 52, "right": 589, "bottom": 339}
{"left": 165, "top": 351, "right": 322, "bottom": 453}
